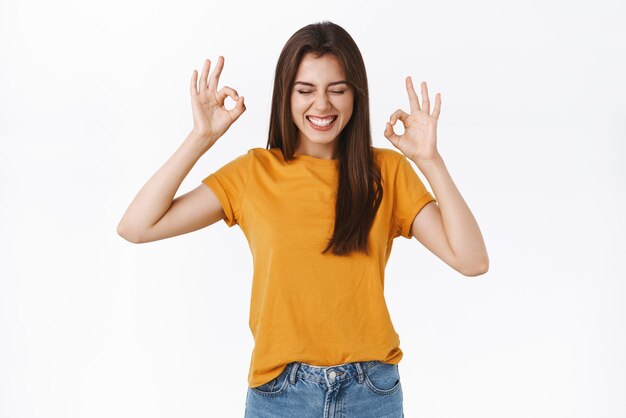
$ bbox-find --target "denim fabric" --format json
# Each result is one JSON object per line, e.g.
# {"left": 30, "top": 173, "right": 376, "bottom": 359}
{"left": 244, "top": 360, "right": 403, "bottom": 418}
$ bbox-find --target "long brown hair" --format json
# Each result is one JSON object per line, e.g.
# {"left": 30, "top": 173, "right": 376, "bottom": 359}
{"left": 266, "top": 21, "right": 383, "bottom": 256}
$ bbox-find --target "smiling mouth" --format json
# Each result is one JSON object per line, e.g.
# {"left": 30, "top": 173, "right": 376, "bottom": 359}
{"left": 306, "top": 115, "right": 338, "bottom": 127}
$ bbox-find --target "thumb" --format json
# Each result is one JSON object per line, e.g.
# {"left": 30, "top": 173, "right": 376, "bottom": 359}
{"left": 384, "top": 121, "right": 401, "bottom": 148}
{"left": 228, "top": 95, "right": 246, "bottom": 122}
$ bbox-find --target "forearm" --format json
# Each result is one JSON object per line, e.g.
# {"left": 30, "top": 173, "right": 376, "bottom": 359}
{"left": 413, "top": 153, "right": 489, "bottom": 272}
{"left": 117, "top": 131, "right": 213, "bottom": 239}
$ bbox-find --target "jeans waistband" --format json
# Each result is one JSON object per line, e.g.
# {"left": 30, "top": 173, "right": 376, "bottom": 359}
{"left": 285, "top": 360, "right": 382, "bottom": 387}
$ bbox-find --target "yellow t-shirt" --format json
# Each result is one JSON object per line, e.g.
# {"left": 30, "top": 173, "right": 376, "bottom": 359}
{"left": 202, "top": 146, "right": 436, "bottom": 388}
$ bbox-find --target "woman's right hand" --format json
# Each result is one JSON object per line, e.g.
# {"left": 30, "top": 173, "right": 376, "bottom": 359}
{"left": 189, "top": 56, "right": 246, "bottom": 145}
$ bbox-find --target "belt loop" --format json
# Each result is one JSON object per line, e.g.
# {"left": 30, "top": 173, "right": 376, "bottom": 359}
{"left": 354, "top": 361, "right": 365, "bottom": 383}
{"left": 289, "top": 362, "right": 300, "bottom": 384}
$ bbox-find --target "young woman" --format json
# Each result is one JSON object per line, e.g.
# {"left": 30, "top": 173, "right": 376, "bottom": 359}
{"left": 118, "top": 21, "right": 488, "bottom": 418}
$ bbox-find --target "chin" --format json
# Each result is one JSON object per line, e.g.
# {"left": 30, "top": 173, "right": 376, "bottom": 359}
{"left": 310, "top": 136, "right": 337, "bottom": 144}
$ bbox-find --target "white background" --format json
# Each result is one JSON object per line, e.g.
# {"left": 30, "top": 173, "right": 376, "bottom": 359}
{"left": 1, "top": 0, "right": 625, "bottom": 417}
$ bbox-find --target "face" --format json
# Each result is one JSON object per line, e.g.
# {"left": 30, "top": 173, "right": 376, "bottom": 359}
{"left": 290, "top": 53, "right": 354, "bottom": 157}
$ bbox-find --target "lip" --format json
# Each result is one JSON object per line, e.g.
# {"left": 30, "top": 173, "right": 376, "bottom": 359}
{"left": 306, "top": 115, "right": 338, "bottom": 131}
{"left": 306, "top": 114, "right": 338, "bottom": 119}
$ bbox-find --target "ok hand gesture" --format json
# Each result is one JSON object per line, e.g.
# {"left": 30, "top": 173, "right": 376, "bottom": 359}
{"left": 190, "top": 56, "right": 246, "bottom": 145}
{"left": 384, "top": 77, "right": 442, "bottom": 163}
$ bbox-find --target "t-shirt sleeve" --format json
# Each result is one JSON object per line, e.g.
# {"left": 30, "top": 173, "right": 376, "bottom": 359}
{"left": 392, "top": 154, "right": 437, "bottom": 239}
{"left": 201, "top": 150, "right": 252, "bottom": 227}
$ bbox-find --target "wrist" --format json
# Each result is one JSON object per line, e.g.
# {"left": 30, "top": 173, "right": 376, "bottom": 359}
{"left": 411, "top": 152, "right": 444, "bottom": 167}
{"left": 187, "top": 130, "right": 217, "bottom": 151}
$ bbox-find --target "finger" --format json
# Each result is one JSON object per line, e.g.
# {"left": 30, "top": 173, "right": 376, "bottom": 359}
{"left": 421, "top": 81, "right": 431, "bottom": 114}
{"left": 208, "top": 55, "right": 224, "bottom": 92}
{"left": 228, "top": 95, "right": 247, "bottom": 122}
{"left": 215, "top": 86, "right": 239, "bottom": 106}
{"left": 190, "top": 70, "right": 199, "bottom": 97}
{"left": 406, "top": 76, "right": 421, "bottom": 113}
{"left": 389, "top": 109, "right": 410, "bottom": 126}
{"left": 432, "top": 93, "right": 442, "bottom": 120}
{"left": 383, "top": 121, "right": 401, "bottom": 149}
{"left": 199, "top": 59, "right": 210, "bottom": 91}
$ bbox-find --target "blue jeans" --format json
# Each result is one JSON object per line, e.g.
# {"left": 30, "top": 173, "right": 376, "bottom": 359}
{"left": 244, "top": 360, "right": 404, "bottom": 418}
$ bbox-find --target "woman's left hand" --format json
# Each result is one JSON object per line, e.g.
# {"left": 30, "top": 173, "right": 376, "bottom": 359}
{"left": 384, "top": 77, "right": 442, "bottom": 163}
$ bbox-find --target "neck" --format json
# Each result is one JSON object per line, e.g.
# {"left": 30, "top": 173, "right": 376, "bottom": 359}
{"left": 294, "top": 137, "right": 338, "bottom": 160}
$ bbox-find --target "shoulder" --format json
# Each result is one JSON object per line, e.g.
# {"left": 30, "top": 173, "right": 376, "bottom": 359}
{"left": 222, "top": 147, "right": 272, "bottom": 166}
{"left": 372, "top": 146, "right": 406, "bottom": 170}
{"left": 372, "top": 146, "right": 403, "bottom": 159}
{"left": 244, "top": 147, "right": 281, "bottom": 160}
{"left": 244, "top": 147, "right": 285, "bottom": 168}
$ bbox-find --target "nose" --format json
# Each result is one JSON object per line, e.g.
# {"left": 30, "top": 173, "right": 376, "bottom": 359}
{"left": 312, "top": 92, "right": 333, "bottom": 111}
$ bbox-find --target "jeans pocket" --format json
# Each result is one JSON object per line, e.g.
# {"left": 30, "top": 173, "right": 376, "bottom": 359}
{"left": 363, "top": 361, "right": 402, "bottom": 395}
{"left": 249, "top": 365, "right": 291, "bottom": 396}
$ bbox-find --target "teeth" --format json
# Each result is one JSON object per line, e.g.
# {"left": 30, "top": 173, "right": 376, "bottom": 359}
{"left": 308, "top": 116, "right": 336, "bottom": 127}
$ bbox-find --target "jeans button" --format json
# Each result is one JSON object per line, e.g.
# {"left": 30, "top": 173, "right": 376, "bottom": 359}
{"left": 329, "top": 370, "right": 336, "bottom": 380}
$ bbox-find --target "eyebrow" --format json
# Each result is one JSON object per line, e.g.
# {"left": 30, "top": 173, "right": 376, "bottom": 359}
{"left": 293, "top": 81, "right": 349, "bottom": 87}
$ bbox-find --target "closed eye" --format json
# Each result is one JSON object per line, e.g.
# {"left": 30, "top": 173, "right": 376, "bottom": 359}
{"left": 297, "top": 90, "right": 346, "bottom": 94}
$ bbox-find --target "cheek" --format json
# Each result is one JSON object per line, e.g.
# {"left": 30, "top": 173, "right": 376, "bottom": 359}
{"left": 291, "top": 97, "right": 307, "bottom": 114}
{"left": 291, "top": 106, "right": 302, "bottom": 122}
{"left": 290, "top": 98, "right": 301, "bottom": 120}
{"left": 338, "top": 96, "right": 354, "bottom": 116}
